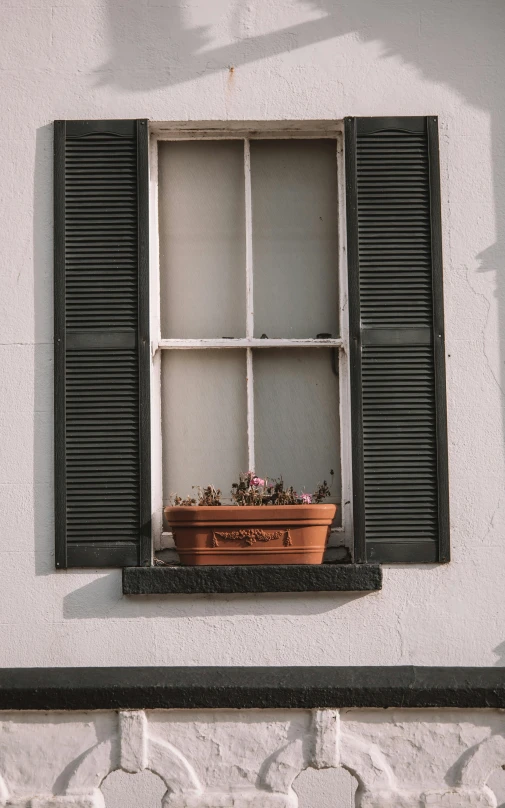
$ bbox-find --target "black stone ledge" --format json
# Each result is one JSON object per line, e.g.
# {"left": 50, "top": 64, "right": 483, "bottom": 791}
{"left": 1, "top": 668, "right": 505, "bottom": 711}
{"left": 122, "top": 564, "right": 382, "bottom": 594}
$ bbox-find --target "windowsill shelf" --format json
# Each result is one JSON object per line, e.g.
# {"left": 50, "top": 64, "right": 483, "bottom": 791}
{"left": 122, "top": 564, "right": 382, "bottom": 595}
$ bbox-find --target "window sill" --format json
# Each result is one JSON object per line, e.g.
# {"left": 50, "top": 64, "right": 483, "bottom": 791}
{"left": 122, "top": 564, "right": 382, "bottom": 595}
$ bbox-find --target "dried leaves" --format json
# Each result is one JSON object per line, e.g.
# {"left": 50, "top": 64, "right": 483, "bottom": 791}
{"left": 171, "top": 471, "right": 334, "bottom": 507}
{"left": 172, "top": 485, "right": 222, "bottom": 507}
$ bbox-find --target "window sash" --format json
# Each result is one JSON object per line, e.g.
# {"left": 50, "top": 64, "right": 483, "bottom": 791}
{"left": 150, "top": 126, "right": 352, "bottom": 551}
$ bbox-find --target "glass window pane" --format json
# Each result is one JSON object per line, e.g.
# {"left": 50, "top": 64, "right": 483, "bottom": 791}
{"left": 251, "top": 139, "right": 339, "bottom": 339}
{"left": 162, "top": 351, "right": 247, "bottom": 504}
{"left": 159, "top": 141, "right": 246, "bottom": 338}
{"left": 254, "top": 349, "right": 341, "bottom": 518}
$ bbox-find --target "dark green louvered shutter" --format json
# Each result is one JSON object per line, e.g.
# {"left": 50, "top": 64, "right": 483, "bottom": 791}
{"left": 345, "top": 116, "right": 449, "bottom": 564}
{"left": 54, "top": 120, "right": 151, "bottom": 568}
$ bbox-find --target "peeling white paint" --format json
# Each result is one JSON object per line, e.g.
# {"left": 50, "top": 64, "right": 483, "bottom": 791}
{"left": 310, "top": 709, "right": 340, "bottom": 769}
{"left": 0, "top": 710, "right": 504, "bottom": 808}
{"left": 118, "top": 712, "right": 148, "bottom": 774}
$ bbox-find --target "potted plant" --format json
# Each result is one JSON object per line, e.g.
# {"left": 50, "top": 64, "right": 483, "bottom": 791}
{"left": 164, "top": 472, "right": 337, "bottom": 566}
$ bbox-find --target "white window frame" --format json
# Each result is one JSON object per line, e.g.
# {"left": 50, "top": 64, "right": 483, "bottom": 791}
{"left": 148, "top": 121, "right": 353, "bottom": 556}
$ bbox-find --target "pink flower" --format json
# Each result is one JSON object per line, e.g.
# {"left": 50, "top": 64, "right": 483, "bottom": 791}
{"left": 251, "top": 476, "right": 265, "bottom": 487}
{"left": 300, "top": 493, "right": 312, "bottom": 504}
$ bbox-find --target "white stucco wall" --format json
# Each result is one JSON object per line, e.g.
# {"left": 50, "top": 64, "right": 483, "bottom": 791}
{"left": 1, "top": 0, "right": 505, "bottom": 667}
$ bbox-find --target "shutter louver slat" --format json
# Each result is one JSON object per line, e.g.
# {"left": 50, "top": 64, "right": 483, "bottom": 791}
{"left": 345, "top": 116, "right": 450, "bottom": 564}
{"left": 54, "top": 119, "right": 151, "bottom": 568}
{"left": 66, "top": 350, "right": 139, "bottom": 549}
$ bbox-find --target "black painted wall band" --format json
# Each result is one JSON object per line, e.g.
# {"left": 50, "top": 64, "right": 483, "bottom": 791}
{"left": 0, "top": 667, "right": 504, "bottom": 710}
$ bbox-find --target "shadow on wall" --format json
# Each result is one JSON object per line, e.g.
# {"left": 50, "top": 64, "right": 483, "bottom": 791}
{"left": 493, "top": 641, "right": 505, "bottom": 667}
{"left": 34, "top": 124, "right": 55, "bottom": 577}
{"left": 61, "top": 572, "right": 367, "bottom": 619}
{"left": 97, "top": 0, "right": 504, "bottom": 108}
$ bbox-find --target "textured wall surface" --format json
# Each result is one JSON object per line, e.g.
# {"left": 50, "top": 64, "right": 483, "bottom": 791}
{"left": 1, "top": 0, "right": 505, "bottom": 666}
{"left": 0, "top": 708, "right": 505, "bottom": 807}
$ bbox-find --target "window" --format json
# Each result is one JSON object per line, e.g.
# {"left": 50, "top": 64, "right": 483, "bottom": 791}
{"left": 150, "top": 126, "right": 353, "bottom": 555}
{"left": 54, "top": 116, "right": 449, "bottom": 571}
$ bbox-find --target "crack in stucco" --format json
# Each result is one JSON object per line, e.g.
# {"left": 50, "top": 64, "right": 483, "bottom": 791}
{"left": 481, "top": 496, "right": 502, "bottom": 545}
{"left": 395, "top": 610, "right": 405, "bottom": 664}
{"left": 464, "top": 269, "right": 505, "bottom": 398}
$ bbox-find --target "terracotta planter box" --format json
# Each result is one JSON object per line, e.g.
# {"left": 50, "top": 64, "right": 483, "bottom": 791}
{"left": 164, "top": 504, "right": 337, "bottom": 565}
